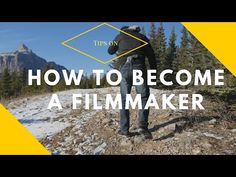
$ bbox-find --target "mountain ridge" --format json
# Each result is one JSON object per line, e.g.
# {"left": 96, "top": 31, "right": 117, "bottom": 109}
{"left": 0, "top": 44, "right": 67, "bottom": 74}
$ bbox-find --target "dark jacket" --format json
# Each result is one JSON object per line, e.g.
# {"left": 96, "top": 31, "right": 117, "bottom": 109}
{"left": 108, "top": 28, "right": 157, "bottom": 70}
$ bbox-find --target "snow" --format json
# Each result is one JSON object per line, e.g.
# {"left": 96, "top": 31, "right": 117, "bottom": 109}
{"left": 24, "top": 121, "right": 70, "bottom": 139}
{"left": 7, "top": 90, "right": 78, "bottom": 139}
{"left": 6, "top": 87, "right": 185, "bottom": 140}
{"left": 6, "top": 87, "right": 119, "bottom": 140}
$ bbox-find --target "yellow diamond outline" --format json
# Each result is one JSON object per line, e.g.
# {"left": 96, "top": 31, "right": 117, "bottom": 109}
{"left": 61, "top": 22, "right": 149, "bottom": 64}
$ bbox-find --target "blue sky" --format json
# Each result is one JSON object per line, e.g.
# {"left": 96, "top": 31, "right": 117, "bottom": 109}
{"left": 0, "top": 22, "right": 183, "bottom": 73}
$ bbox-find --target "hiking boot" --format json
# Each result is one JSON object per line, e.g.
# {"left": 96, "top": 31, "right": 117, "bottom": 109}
{"left": 118, "top": 130, "right": 131, "bottom": 137}
{"left": 138, "top": 128, "right": 153, "bottom": 139}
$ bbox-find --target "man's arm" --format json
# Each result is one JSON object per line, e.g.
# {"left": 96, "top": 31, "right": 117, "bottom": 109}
{"left": 108, "top": 35, "right": 120, "bottom": 55}
{"left": 143, "top": 36, "right": 157, "bottom": 70}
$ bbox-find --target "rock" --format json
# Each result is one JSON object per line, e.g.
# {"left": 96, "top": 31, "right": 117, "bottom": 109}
{"left": 130, "top": 125, "right": 137, "bottom": 131}
{"left": 73, "top": 139, "right": 83, "bottom": 145}
{"left": 158, "top": 127, "right": 165, "bottom": 134}
{"left": 93, "top": 142, "right": 107, "bottom": 155}
{"left": 203, "top": 133, "right": 223, "bottom": 140}
{"left": 162, "top": 137, "right": 175, "bottom": 143}
{"left": 192, "top": 148, "right": 201, "bottom": 155}
{"left": 18, "top": 43, "right": 29, "bottom": 52}
{"left": 207, "top": 125, "right": 215, "bottom": 128}
{"left": 208, "top": 119, "right": 217, "bottom": 124}
{"left": 102, "top": 118, "right": 112, "bottom": 125}
{"left": 91, "top": 134, "right": 97, "bottom": 141}
{"left": 201, "top": 141, "right": 212, "bottom": 149}
{"left": 165, "top": 123, "right": 176, "bottom": 132}
{"left": 231, "top": 129, "right": 236, "bottom": 133}
{"left": 185, "top": 132, "right": 192, "bottom": 137}
{"left": 120, "top": 139, "right": 133, "bottom": 147}
{"left": 134, "top": 136, "right": 145, "bottom": 143}
{"left": 175, "top": 123, "right": 185, "bottom": 133}
{"left": 75, "top": 148, "right": 83, "bottom": 155}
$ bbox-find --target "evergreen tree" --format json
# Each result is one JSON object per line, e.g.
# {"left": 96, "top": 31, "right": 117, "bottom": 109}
{"left": 154, "top": 23, "right": 167, "bottom": 88}
{"left": 149, "top": 22, "right": 157, "bottom": 51}
{"left": 156, "top": 23, "right": 167, "bottom": 71}
{"left": 83, "top": 73, "right": 89, "bottom": 89}
{"left": 189, "top": 33, "right": 216, "bottom": 72}
{"left": 2, "top": 68, "right": 12, "bottom": 98}
{"left": 101, "top": 73, "right": 109, "bottom": 88}
{"left": 18, "top": 68, "right": 28, "bottom": 94}
{"left": 78, "top": 74, "right": 86, "bottom": 89}
{"left": 165, "top": 27, "right": 177, "bottom": 88}
{"left": 189, "top": 33, "right": 235, "bottom": 88}
{"left": 21, "top": 68, "right": 28, "bottom": 86}
{"left": 173, "top": 27, "right": 190, "bottom": 88}
{"left": 88, "top": 74, "right": 96, "bottom": 88}
{"left": 0, "top": 79, "right": 3, "bottom": 99}
{"left": 11, "top": 71, "right": 23, "bottom": 97}
{"left": 174, "top": 27, "right": 190, "bottom": 71}
{"left": 165, "top": 27, "right": 177, "bottom": 70}
{"left": 53, "top": 79, "right": 67, "bottom": 92}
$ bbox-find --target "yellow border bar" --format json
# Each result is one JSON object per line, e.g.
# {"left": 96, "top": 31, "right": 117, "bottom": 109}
{"left": 182, "top": 22, "right": 236, "bottom": 76}
{"left": 0, "top": 104, "right": 50, "bottom": 155}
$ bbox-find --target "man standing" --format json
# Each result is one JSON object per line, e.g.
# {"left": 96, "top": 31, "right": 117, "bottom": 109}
{"left": 108, "top": 25, "right": 157, "bottom": 139}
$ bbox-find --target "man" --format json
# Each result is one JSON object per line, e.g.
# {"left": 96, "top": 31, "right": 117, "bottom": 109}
{"left": 108, "top": 25, "right": 157, "bottom": 139}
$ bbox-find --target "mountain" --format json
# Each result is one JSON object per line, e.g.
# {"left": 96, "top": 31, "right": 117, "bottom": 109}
{"left": 0, "top": 44, "right": 67, "bottom": 75}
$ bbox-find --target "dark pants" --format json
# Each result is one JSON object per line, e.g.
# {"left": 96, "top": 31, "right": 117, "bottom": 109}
{"left": 120, "top": 60, "right": 150, "bottom": 132}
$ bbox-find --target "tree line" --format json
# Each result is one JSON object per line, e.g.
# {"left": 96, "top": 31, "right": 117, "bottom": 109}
{"left": 111, "top": 23, "right": 236, "bottom": 89}
{"left": 0, "top": 64, "right": 109, "bottom": 99}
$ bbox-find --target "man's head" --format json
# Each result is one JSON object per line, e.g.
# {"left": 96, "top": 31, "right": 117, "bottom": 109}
{"left": 128, "top": 25, "right": 141, "bottom": 32}
{"left": 120, "top": 25, "right": 141, "bottom": 33}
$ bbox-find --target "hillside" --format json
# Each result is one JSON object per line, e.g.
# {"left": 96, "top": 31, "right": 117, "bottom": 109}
{"left": 5, "top": 87, "right": 236, "bottom": 155}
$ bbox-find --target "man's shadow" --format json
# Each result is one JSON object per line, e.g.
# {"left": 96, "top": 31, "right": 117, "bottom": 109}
{"left": 149, "top": 116, "right": 217, "bottom": 141}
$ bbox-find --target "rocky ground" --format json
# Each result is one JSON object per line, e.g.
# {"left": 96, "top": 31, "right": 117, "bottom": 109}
{"left": 6, "top": 87, "right": 236, "bottom": 155}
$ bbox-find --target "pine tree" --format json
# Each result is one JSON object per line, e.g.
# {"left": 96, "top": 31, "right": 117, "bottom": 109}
{"left": 174, "top": 27, "right": 190, "bottom": 71}
{"left": 165, "top": 27, "right": 177, "bottom": 88}
{"left": 101, "top": 73, "right": 109, "bottom": 88}
{"left": 21, "top": 68, "right": 28, "bottom": 86}
{"left": 53, "top": 79, "right": 67, "bottom": 91}
{"left": 173, "top": 27, "right": 190, "bottom": 88}
{"left": 165, "top": 27, "right": 177, "bottom": 70}
{"left": 156, "top": 23, "right": 167, "bottom": 70}
{"left": 78, "top": 74, "right": 86, "bottom": 89}
{"left": 83, "top": 73, "right": 89, "bottom": 89}
{"left": 149, "top": 22, "right": 157, "bottom": 53}
{"left": 84, "top": 73, "right": 95, "bottom": 89}
{"left": 89, "top": 74, "right": 96, "bottom": 88}
{"left": 2, "top": 68, "right": 12, "bottom": 98}
{"left": 11, "top": 71, "right": 23, "bottom": 97}
{"left": 189, "top": 33, "right": 215, "bottom": 72}
{"left": 189, "top": 33, "right": 235, "bottom": 88}
{"left": 17, "top": 68, "right": 28, "bottom": 94}
{"left": 154, "top": 23, "right": 167, "bottom": 88}
{"left": 0, "top": 79, "right": 3, "bottom": 99}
